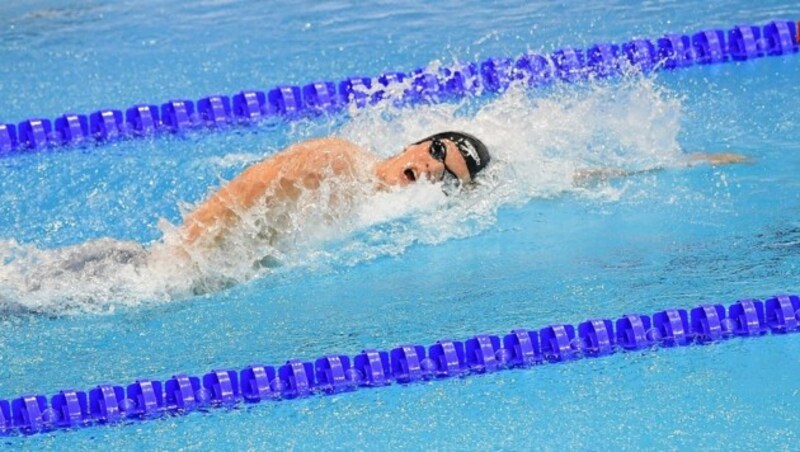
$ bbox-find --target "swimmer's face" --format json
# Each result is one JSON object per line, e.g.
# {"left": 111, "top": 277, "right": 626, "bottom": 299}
{"left": 382, "top": 139, "right": 471, "bottom": 187}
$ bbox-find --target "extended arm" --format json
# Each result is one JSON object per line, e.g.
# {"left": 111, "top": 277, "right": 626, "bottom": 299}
{"left": 574, "top": 152, "right": 748, "bottom": 184}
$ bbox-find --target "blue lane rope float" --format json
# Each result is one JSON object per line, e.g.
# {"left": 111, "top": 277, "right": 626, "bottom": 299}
{"left": 1, "top": 294, "right": 798, "bottom": 435}
{"left": 0, "top": 19, "right": 798, "bottom": 155}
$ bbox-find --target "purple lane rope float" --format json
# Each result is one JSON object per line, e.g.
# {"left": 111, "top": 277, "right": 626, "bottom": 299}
{"left": 1, "top": 295, "right": 798, "bottom": 435}
{"left": 0, "top": 19, "right": 797, "bottom": 154}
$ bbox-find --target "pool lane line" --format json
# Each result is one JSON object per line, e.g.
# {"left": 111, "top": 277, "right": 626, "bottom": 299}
{"left": 1, "top": 295, "right": 798, "bottom": 435}
{"left": 0, "top": 19, "right": 797, "bottom": 155}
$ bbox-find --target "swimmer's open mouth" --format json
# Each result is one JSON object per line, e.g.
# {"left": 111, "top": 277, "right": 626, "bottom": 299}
{"left": 404, "top": 168, "right": 417, "bottom": 182}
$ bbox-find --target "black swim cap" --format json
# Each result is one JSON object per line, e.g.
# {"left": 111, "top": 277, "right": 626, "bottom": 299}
{"left": 416, "top": 131, "right": 491, "bottom": 180}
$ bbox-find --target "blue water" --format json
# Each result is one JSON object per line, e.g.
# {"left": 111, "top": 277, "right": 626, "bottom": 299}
{"left": 1, "top": 0, "right": 799, "bottom": 448}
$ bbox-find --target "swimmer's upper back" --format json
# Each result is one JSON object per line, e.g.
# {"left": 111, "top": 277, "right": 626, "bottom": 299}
{"left": 180, "top": 137, "right": 374, "bottom": 245}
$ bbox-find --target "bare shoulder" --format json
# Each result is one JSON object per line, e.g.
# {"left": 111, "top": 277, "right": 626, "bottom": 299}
{"left": 285, "top": 136, "right": 374, "bottom": 170}
{"left": 289, "top": 137, "right": 362, "bottom": 155}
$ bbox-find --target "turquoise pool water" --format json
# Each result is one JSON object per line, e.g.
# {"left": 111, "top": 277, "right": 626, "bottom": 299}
{"left": 1, "top": 0, "right": 799, "bottom": 448}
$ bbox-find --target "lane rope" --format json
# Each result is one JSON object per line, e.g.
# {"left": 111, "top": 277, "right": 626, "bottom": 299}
{"left": 2, "top": 295, "right": 798, "bottom": 435}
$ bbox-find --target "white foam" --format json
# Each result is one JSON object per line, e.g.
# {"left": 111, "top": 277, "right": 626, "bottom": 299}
{"left": 0, "top": 76, "right": 686, "bottom": 315}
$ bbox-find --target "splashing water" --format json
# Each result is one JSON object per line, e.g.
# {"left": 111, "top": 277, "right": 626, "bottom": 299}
{"left": 0, "top": 76, "right": 686, "bottom": 315}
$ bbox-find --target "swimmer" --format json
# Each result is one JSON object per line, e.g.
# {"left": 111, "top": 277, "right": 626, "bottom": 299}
{"left": 1, "top": 130, "right": 748, "bottom": 305}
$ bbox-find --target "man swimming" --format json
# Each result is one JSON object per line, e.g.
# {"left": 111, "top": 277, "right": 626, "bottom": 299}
{"left": 0, "top": 129, "right": 747, "bottom": 310}
{"left": 177, "top": 129, "right": 743, "bottom": 251}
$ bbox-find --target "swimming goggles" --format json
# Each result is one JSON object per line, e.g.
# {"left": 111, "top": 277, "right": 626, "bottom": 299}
{"left": 428, "top": 138, "right": 460, "bottom": 182}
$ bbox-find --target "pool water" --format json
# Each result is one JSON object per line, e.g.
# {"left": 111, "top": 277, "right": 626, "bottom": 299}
{"left": 1, "top": 0, "right": 799, "bottom": 448}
